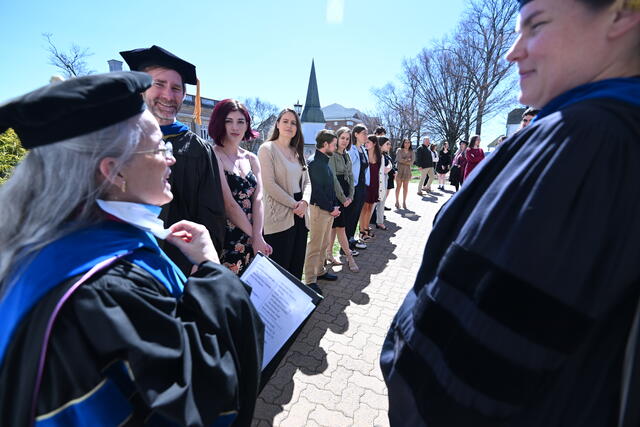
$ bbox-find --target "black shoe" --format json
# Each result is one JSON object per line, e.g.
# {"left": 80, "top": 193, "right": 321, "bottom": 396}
{"left": 318, "top": 272, "right": 338, "bottom": 281}
{"left": 384, "top": 206, "right": 391, "bottom": 211}
{"left": 308, "top": 283, "right": 323, "bottom": 296}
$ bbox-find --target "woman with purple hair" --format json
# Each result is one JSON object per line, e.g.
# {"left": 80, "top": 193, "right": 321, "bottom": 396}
{"left": 209, "top": 99, "right": 272, "bottom": 275}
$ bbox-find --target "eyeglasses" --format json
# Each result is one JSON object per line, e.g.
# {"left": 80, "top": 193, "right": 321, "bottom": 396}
{"left": 133, "top": 142, "right": 174, "bottom": 159}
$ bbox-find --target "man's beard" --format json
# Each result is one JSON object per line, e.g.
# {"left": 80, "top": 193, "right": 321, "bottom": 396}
{"left": 145, "top": 97, "right": 181, "bottom": 122}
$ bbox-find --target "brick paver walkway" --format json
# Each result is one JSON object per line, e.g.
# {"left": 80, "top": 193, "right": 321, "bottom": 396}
{"left": 252, "top": 181, "right": 453, "bottom": 427}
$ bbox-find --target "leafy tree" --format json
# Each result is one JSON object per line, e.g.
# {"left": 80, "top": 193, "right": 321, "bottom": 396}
{"left": 0, "top": 129, "right": 26, "bottom": 185}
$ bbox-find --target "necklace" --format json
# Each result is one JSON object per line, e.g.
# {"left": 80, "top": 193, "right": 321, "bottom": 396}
{"left": 220, "top": 149, "right": 241, "bottom": 175}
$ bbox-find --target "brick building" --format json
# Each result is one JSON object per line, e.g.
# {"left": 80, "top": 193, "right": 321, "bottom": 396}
{"left": 322, "top": 103, "right": 368, "bottom": 131}
{"left": 177, "top": 94, "right": 218, "bottom": 141}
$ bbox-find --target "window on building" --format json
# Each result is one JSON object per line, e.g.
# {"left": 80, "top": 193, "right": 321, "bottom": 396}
{"left": 334, "top": 121, "right": 338, "bottom": 126}
{"left": 200, "top": 127, "right": 210, "bottom": 140}
{"left": 347, "top": 121, "right": 354, "bottom": 126}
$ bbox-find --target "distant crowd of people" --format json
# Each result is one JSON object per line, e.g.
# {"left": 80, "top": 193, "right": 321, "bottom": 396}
{"left": 219, "top": 104, "right": 545, "bottom": 294}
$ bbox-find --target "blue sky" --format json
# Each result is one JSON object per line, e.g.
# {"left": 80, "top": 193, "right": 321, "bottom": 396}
{"left": 0, "top": 0, "right": 512, "bottom": 143}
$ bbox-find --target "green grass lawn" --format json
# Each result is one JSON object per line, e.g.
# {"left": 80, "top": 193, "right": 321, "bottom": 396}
{"left": 411, "top": 166, "right": 421, "bottom": 180}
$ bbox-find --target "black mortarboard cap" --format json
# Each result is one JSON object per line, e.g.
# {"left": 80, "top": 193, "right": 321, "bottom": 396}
{"left": 119, "top": 45, "right": 197, "bottom": 85}
{"left": 0, "top": 71, "right": 151, "bottom": 149}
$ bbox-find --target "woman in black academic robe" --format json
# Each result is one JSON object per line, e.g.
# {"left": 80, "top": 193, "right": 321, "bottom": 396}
{"left": 381, "top": 0, "right": 640, "bottom": 426}
{"left": 0, "top": 72, "right": 264, "bottom": 426}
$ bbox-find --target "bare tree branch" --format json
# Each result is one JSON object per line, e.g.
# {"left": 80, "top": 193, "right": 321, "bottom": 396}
{"left": 42, "top": 33, "right": 95, "bottom": 78}
{"left": 450, "top": 0, "right": 518, "bottom": 134}
{"left": 369, "top": 0, "right": 519, "bottom": 145}
{"left": 241, "top": 97, "right": 279, "bottom": 152}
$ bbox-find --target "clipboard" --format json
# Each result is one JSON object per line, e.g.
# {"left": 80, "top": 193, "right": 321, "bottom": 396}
{"left": 241, "top": 252, "right": 322, "bottom": 389}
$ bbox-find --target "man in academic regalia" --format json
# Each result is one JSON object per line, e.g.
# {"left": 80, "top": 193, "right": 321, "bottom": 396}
{"left": 120, "top": 45, "right": 250, "bottom": 274}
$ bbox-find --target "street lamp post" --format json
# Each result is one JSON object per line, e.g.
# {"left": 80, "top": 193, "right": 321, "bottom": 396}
{"left": 294, "top": 100, "right": 303, "bottom": 116}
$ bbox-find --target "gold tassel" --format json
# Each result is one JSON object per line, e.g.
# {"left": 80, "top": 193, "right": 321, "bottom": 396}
{"left": 616, "top": 0, "right": 640, "bottom": 10}
{"left": 193, "top": 78, "right": 202, "bottom": 126}
{"left": 120, "top": 180, "right": 127, "bottom": 193}
{"left": 627, "top": 0, "right": 640, "bottom": 10}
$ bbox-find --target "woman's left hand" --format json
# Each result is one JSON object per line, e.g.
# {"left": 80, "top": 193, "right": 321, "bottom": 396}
{"left": 252, "top": 235, "right": 273, "bottom": 256}
{"left": 292, "top": 200, "right": 307, "bottom": 218}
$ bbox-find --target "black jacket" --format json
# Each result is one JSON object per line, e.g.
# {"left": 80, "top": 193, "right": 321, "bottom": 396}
{"left": 415, "top": 145, "right": 433, "bottom": 168}
{"left": 159, "top": 129, "right": 226, "bottom": 274}
{"left": 308, "top": 150, "right": 338, "bottom": 212}
{"left": 0, "top": 259, "right": 264, "bottom": 427}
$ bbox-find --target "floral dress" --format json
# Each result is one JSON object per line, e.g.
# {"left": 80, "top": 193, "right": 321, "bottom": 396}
{"left": 220, "top": 170, "right": 256, "bottom": 275}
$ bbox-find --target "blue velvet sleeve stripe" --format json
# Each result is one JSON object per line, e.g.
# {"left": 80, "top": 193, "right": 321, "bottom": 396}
{"left": 35, "top": 378, "right": 132, "bottom": 426}
{"left": 433, "top": 243, "right": 593, "bottom": 354}
{"left": 429, "top": 278, "right": 565, "bottom": 367}
{"left": 383, "top": 291, "right": 516, "bottom": 425}
{"left": 414, "top": 292, "right": 548, "bottom": 405}
{"left": 0, "top": 222, "right": 185, "bottom": 367}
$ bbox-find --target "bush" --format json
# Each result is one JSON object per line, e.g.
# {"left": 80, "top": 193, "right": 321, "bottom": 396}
{"left": 0, "top": 129, "right": 26, "bottom": 185}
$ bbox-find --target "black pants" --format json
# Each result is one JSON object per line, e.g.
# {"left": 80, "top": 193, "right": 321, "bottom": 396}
{"left": 264, "top": 194, "right": 308, "bottom": 280}
{"left": 345, "top": 182, "right": 366, "bottom": 242}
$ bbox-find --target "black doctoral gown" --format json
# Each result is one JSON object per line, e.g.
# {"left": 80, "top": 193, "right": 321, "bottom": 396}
{"left": 381, "top": 95, "right": 640, "bottom": 426}
{"left": 0, "top": 260, "right": 264, "bottom": 426}
{"left": 160, "top": 128, "right": 227, "bottom": 275}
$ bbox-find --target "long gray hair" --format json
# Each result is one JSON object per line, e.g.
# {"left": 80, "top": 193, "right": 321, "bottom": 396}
{"left": 0, "top": 112, "right": 145, "bottom": 293}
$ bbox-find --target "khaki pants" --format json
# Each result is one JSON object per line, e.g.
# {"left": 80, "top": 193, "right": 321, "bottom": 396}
{"left": 304, "top": 205, "right": 335, "bottom": 284}
{"left": 418, "top": 167, "right": 435, "bottom": 191}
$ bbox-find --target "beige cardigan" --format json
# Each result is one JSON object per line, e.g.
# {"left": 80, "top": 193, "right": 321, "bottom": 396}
{"left": 257, "top": 141, "right": 310, "bottom": 234}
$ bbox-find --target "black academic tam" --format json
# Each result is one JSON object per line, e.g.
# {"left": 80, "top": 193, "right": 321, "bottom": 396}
{"left": 0, "top": 71, "right": 151, "bottom": 148}
{"left": 120, "top": 45, "right": 198, "bottom": 85}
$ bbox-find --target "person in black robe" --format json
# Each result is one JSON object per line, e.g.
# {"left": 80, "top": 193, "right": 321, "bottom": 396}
{"left": 0, "top": 72, "right": 264, "bottom": 426}
{"left": 380, "top": 0, "right": 640, "bottom": 425}
{"left": 0, "top": 253, "right": 263, "bottom": 426}
{"left": 120, "top": 46, "right": 254, "bottom": 275}
{"left": 159, "top": 124, "right": 228, "bottom": 273}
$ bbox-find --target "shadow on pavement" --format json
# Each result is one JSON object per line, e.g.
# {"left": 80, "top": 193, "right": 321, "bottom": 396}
{"left": 252, "top": 217, "right": 399, "bottom": 426}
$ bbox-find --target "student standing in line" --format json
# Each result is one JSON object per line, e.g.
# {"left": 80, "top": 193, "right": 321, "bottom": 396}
{"left": 326, "top": 127, "right": 359, "bottom": 272}
{"left": 519, "top": 107, "right": 540, "bottom": 129}
{"left": 209, "top": 99, "right": 271, "bottom": 275}
{"left": 449, "top": 140, "right": 468, "bottom": 191}
{"left": 415, "top": 137, "right": 434, "bottom": 195}
{"left": 375, "top": 137, "right": 393, "bottom": 230}
{"left": 358, "top": 135, "right": 384, "bottom": 240}
{"left": 463, "top": 135, "right": 485, "bottom": 181}
{"left": 346, "top": 124, "right": 370, "bottom": 251}
{"left": 303, "top": 130, "right": 341, "bottom": 295}
{"left": 436, "top": 142, "right": 452, "bottom": 191}
{"left": 394, "top": 139, "right": 414, "bottom": 209}
{"left": 258, "top": 108, "right": 310, "bottom": 280}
